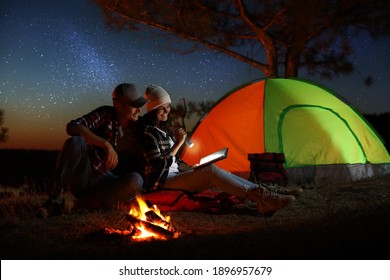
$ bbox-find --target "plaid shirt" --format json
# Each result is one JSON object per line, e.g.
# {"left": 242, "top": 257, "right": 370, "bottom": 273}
{"left": 141, "top": 125, "right": 175, "bottom": 191}
{"left": 66, "top": 106, "right": 119, "bottom": 177}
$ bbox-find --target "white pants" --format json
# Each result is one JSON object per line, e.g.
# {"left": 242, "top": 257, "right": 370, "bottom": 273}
{"left": 163, "top": 164, "right": 257, "bottom": 199}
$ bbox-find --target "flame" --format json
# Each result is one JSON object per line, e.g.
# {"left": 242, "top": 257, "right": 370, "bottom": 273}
{"left": 129, "top": 196, "right": 172, "bottom": 240}
{"left": 104, "top": 196, "right": 179, "bottom": 241}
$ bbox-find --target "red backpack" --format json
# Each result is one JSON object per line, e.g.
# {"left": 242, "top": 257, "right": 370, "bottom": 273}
{"left": 248, "top": 153, "right": 288, "bottom": 185}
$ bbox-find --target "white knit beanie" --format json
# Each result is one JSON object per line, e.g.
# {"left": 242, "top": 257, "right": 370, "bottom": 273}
{"left": 144, "top": 85, "right": 171, "bottom": 112}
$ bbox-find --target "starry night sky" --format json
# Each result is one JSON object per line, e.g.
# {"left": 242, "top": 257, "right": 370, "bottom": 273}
{"left": 1, "top": 0, "right": 389, "bottom": 150}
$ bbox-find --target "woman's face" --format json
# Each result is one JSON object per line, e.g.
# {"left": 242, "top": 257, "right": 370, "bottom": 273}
{"left": 156, "top": 103, "right": 171, "bottom": 122}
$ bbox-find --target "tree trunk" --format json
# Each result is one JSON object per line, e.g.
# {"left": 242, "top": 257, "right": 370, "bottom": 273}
{"left": 285, "top": 47, "right": 300, "bottom": 78}
{"left": 260, "top": 36, "right": 278, "bottom": 78}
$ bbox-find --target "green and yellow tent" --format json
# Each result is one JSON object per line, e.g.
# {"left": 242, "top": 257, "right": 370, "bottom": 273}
{"left": 181, "top": 78, "right": 390, "bottom": 183}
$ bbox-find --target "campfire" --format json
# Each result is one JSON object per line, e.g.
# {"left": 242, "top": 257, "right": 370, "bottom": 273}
{"left": 105, "top": 196, "right": 180, "bottom": 241}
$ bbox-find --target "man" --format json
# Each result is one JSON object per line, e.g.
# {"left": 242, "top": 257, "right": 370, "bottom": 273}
{"left": 46, "top": 83, "right": 147, "bottom": 215}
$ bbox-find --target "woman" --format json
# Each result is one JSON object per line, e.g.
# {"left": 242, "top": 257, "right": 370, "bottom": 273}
{"left": 140, "top": 84, "right": 296, "bottom": 215}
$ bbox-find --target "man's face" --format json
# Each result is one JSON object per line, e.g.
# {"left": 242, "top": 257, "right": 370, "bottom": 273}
{"left": 122, "top": 104, "right": 141, "bottom": 122}
{"left": 114, "top": 91, "right": 142, "bottom": 122}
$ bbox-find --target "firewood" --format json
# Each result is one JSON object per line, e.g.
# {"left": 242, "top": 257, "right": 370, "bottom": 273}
{"left": 145, "top": 210, "right": 162, "bottom": 222}
{"left": 125, "top": 214, "right": 175, "bottom": 239}
{"left": 144, "top": 210, "right": 177, "bottom": 232}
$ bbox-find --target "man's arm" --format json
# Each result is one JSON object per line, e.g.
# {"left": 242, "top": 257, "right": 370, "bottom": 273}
{"left": 67, "top": 124, "right": 118, "bottom": 170}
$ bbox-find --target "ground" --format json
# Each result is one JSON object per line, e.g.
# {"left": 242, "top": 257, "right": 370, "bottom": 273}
{"left": 1, "top": 175, "right": 389, "bottom": 260}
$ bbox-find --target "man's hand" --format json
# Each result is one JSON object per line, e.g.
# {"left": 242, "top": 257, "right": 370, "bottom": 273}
{"left": 67, "top": 124, "right": 119, "bottom": 170}
{"left": 104, "top": 141, "right": 118, "bottom": 170}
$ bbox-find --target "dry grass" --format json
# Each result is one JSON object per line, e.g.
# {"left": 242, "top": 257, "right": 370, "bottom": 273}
{"left": 1, "top": 176, "right": 390, "bottom": 260}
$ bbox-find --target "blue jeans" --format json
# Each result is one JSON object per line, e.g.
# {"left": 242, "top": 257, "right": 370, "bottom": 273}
{"left": 163, "top": 164, "right": 258, "bottom": 198}
{"left": 55, "top": 136, "right": 143, "bottom": 209}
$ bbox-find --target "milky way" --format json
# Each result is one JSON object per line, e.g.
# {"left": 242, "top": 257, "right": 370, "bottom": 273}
{"left": 0, "top": 0, "right": 389, "bottom": 149}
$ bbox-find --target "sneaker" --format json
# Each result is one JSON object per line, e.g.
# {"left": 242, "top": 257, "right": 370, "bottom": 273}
{"left": 246, "top": 187, "right": 295, "bottom": 216}
{"left": 42, "top": 189, "right": 76, "bottom": 217}
{"left": 261, "top": 183, "right": 303, "bottom": 197}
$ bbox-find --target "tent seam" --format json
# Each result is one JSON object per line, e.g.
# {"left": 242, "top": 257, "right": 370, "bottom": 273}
{"left": 278, "top": 104, "right": 368, "bottom": 166}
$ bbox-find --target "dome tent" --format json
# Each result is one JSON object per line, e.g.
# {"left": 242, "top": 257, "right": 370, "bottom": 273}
{"left": 181, "top": 78, "right": 390, "bottom": 184}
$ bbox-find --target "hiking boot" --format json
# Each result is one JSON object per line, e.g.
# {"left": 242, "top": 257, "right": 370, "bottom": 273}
{"left": 261, "top": 183, "right": 303, "bottom": 197}
{"left": 42, "top": 189, "right": 76, "bottom": 217}
{"left": 246, "top": 187, "right": 295, "bottom": 216}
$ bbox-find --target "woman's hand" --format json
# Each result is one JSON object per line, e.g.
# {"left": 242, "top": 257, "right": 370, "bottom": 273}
{"left": 170, "top": 128, "right": 187, "bottom": 157}
{"left": 174, "top": 128, "right": 187, "bottom": 146}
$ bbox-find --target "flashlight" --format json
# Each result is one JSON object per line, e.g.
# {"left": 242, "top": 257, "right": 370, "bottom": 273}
{"left": 186, "top": 137, "right": 194, "bottom": 148}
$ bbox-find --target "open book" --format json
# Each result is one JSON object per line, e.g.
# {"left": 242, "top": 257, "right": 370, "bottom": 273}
{"left": 193, "top": 147, "right": 229, "bottom": 169}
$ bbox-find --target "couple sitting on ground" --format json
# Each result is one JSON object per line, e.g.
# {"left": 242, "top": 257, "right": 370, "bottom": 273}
{"left": 45, "top": 83, "right": 301, "bottom": 217}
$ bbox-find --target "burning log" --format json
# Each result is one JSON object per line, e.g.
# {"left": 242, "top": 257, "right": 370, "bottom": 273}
{"left": 125, "top": 213, "right": 177, "bottom": 239}
{"left": 104, "top": 196, "right": 182, "bottom": 241}
{"left": 104, "top": 227, "right": 135, "bottom": 236}
{"left": 144, "top": 210, "right": 177, "bottom": 233}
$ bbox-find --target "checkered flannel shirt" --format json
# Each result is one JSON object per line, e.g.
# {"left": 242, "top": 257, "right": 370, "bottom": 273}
{"left": 66, "top": 106, "right": 119, "bottom": 177}
{"left": 141, "top": 125, "right": 174, "bottom": 191}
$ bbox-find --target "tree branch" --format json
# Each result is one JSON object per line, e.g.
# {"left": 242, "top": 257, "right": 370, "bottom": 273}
{"left": 234, "top": 0, "right": 277, "bottom": 76}
{"left": 105, "top": 2, "right": 268, "bottom": 71}
{"left": 263, "top": 8, "right": 287, "bottom": 31}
